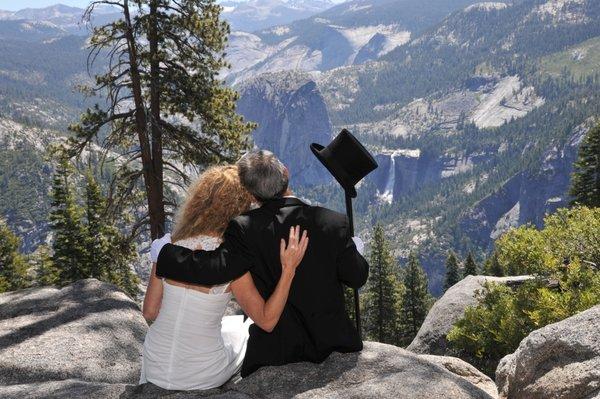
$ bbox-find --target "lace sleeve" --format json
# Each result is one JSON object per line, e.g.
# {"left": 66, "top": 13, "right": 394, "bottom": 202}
{"left": 209, "top": 284, "right": 230, "bottom": 295}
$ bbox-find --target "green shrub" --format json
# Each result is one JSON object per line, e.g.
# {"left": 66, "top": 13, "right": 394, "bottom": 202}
{"left": 448, "top": 206, "right": 600, "bottom": 375}
{"left": 494, "top": 206, "right": 600, "bottom": 275}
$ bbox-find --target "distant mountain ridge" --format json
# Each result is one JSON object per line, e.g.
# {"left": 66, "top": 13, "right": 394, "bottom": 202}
{"left": 0, "top": 3, "right": 122, "bottom": 35}
{"left": 224, "top": 0, "right": 483, "bottom": 84}
{"left": 221, "top": 0, "right": 335, "bottom": 31}
{"left": 234, "top": 0, "right": 600, "bottom": 293}
{"left": 0, "top": 1, "right": 332, "bottom": 36}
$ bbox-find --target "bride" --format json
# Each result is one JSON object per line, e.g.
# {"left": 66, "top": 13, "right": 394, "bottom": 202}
{"left": 140, "top": 165, "right": 308, "bottom": 390}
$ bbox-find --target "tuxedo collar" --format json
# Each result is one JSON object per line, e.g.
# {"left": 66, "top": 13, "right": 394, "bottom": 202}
{"left": 261, "top": 196, "right": 307, "bottom": 211}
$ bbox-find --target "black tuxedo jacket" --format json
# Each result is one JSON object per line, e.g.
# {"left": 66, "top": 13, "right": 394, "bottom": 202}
{"left": 156, "top": 197, "right": 369, "bottom": 377}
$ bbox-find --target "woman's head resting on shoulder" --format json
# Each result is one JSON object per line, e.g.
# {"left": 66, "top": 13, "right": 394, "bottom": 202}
{"left": 172, "top": 165, "right": 253, "bottom": 242}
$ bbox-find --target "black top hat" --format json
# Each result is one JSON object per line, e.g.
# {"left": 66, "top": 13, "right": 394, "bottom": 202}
{"left": 310, "top": 129, "right": 378, "bottom": 198}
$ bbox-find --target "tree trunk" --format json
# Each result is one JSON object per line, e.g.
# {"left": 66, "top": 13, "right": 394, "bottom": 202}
{"left": 148, "top": 0, "right": 165, "bottom": 238}
{"left": 123, "top": 0, "right": 164, "bottom": 239}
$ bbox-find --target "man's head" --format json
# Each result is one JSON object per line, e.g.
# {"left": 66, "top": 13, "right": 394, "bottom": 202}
{"left": 237, "top": 150, "right": 289, "bottom": 203}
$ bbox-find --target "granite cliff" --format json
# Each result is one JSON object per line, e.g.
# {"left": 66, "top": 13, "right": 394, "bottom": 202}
{"left": 237, "top": 72, "right": 334, "bottom": 187}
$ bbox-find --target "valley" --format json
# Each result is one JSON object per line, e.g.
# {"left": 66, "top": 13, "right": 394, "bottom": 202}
{"left": 1, "top": 0, "right": 599, "bottom": 295}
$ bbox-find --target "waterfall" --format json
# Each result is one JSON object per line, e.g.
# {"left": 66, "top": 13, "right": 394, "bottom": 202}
{"left": 376, "top": 149, "right": 419, "bottom": 204}
{"left": 381, "top": 154, "right": 396, "bottom": 204}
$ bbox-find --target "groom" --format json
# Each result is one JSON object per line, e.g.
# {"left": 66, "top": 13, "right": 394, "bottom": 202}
{"left": 153, "top": 150, "right": 369, "bottom": 377}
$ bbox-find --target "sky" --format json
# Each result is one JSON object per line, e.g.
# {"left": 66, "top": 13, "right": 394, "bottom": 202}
{"left": 0, "top": 1, "right": 91, "bottom": 11}
{"left": 0, "top": 0, "right": 346, "bottom": 11}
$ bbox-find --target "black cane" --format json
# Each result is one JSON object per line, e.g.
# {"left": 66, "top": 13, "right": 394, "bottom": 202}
{"left": 345, "top": 191, "right": 361, "bottom": 338}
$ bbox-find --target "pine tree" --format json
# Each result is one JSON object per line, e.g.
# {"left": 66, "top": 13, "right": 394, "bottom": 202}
{"left": 399, "top": 252, "right": 433, "bottom": 346}
{"left": 106, "top": 233, "right": 140, "bottom": 298}
{"left": 463, "top": 252, "right": 478, "bottom": 277}
{"left": 484, "top": 253, "right": 504, "bottom": 277}
{"left": 570, "top": 123, "right": 600, "bottom": 207}
{"left": 85, "top": 171, "right": 112, "bottom": 280}
{"left": 84, "top": 171, "right": 140, "bottom": 297}
{"left": 444, "top": 250, "right": 461, "bottom": 291}
{"left": 69, "top": 0, "right": 255, "bottom": 239}
{"left": 362, "top": 225, "right": 404, "bottom": 345}
{"left": 49, "top": 165, "right": 140, "bottom": 296}
{"left": 49, "top": 157, "right": 89, "bottom": 284}
{"left": 0, "top": 219, "right": 28, "bottom": 292}
{"left": 31, "top": 245, "right": 60, "bottom": 287}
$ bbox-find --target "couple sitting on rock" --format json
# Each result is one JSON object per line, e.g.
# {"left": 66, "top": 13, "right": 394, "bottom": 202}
{"left": 142, "top": 139, "right": 375, "bottom": 390}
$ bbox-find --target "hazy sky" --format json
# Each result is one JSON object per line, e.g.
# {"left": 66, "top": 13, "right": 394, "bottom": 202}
{"left": 0, "top": 0, "right": 347, "bottom": 11}
{"left": 0, "top": 1, "right": 92, "bottom": 11}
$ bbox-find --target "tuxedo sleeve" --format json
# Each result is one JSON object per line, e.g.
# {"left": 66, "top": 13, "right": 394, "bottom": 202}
{"left": 155, "top": 220, "right": 253, "bottom": 285}
{"left": 336, "top": 218, "right": 369, "bottom": 289}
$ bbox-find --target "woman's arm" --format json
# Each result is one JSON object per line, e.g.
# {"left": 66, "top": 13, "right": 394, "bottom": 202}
{"left": 142, "top": 262, "right": 163, "bottom": 322}
{"left": 155, "top": 221, "right": 253, "bottom": 285}
{"left": 231, "top": 226, "right": 308, "bottom": 333}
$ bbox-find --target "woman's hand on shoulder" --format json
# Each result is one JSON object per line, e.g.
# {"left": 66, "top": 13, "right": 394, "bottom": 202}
{"left": 280, "top": 225, "right": 309, "bottom": 278}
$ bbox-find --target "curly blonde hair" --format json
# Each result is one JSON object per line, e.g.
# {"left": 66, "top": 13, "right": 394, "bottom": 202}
{"left": 171, "top": 165, "right": 253, "bottom": 241}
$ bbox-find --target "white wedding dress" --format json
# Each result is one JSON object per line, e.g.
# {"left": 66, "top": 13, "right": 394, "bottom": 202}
{"left": 140, "top": 235, "right": 251, "bottom": 390}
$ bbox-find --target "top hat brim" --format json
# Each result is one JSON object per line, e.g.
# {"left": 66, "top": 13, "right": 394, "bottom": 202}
{"left": 310, "top": 143, "right": 358, "bottom": 198}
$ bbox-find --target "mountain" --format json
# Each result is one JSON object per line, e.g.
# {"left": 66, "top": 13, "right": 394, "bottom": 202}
{"left": 0, "top": 4, "right": 125, "bottom": 35}
{"left": 223, "top": 0, "right": 483, "bottom": 84}
{"left": 459, "top": 119, "right": 593, "bottom": 249}
{"left": 1, "top": 0, "right": 600, "bottom": 295}
{"left": 0, "top": 117, "right": 60, "bottom": 251}
{"left": 0, "top": 19, "right": 99, "bottom": 251}
{"left": 10, "top": 4, "right": 84, "bottom": 29}
{"left": 221, "top": 0, "right": 335, "bottom": 32}
{"left": 0, "top": 31, "right": 92, "bottom": 128}
{"left": 236, "top": 71, "right": 334, "bottom": 187}
{"left": 235, "top": 0, "right": 600, "bottom": 294}
{"left": 0, "top": 18, "right": 67, "bottom": 41}
{"left": 0, "top": 1, "right": 328, "bottom": 36}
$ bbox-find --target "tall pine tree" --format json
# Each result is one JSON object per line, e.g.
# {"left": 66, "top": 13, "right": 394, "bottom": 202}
{"left": 85, "top": 171, "right": 113, "bottom": 280}
{"left": 399, "top": 252, "right": 433, "bottom": 346}
{"left": 48, "top": 160, "right": 139, "bottom": 297}
{"left": 444, "top": 250, "right": 461, "bottom": 291}
{"left": 463, "top": 252, "right": 478, "bottom": 277}
{"left": 484, "top": 253, "right": 504, "bottom": 277}
{"left": 69, "top": 0, "right": 255, "bottom": 239}
{"left": 570, "top": 123, "right": 600, "bottom": 207}
{"left": 0, "top": 219, "right": 28, "bottom": 292}
{"left": 84, "top": 171, "right": 140, "bottom": 297}
{"left": 31, "top": 245, "right": 60, "bottom": 287}
{"left": 49, "top": 158, "right": 89, "bottom": 283}
{"left": 362, "top": 225, "right": 404, "bottom": 345}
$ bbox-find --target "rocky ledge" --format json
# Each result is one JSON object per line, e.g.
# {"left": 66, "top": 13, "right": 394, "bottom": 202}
{"left": 1, "top": 278, "right": 598, "bottom": 399}
{"left": 0, "top": 279, "right": 496, "bottom": 399}
{"left": 0, "top": 279, "right": 146, "bottom": 387}
{"left": 407, "top": 275, "right": 532, "bottom": 356}
{"left": 496, "top": 305, "right": 600, "bottom": 399}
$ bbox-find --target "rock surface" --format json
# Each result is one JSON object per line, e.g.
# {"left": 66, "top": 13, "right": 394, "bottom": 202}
{"left": 407, "top": 275, "right": 532, "bottom": 356}
{"left": 0, "top": 280, "right": 497, "bottom": 399}
{"left": 236, "top": 71, "right": 333, "bottom": 188}
{"left": 125, "top": 342, "right": 496, "bottom": 399}
{"left": 420, "top": 354, "right": 498, "bottom": 398}
{"left": 1, "top": 379, "right": 135, "bottom": 399}
{"left": 496, "top": 305, "right": 600, "bottom": 399}
{"left": 226, "top": 342, "right": 497, "bottom": 399}
{"left": 0, "top": 279, "right": 146, "bottom": 391}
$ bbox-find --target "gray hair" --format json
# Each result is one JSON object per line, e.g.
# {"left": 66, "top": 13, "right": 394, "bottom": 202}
{"left": 237, "top": 150, "right": 288, "bottom": 202}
